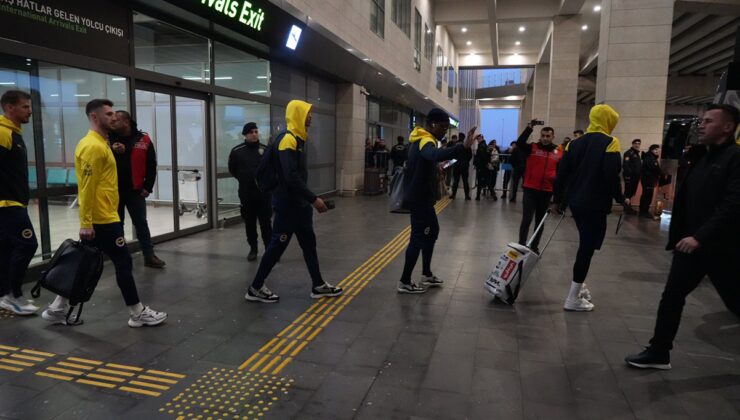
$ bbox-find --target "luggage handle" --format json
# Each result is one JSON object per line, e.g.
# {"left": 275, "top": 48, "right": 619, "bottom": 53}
{"left": 525, "top": 209, "right": 566, "bottom": 257}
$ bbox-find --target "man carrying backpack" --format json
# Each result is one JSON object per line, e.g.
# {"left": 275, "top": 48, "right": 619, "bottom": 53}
{"left": 245, "top": 100, "right": 342, "bottom": 303}
{"left": 42, "top": 99, "right": 167, "bottom": 327}
{"left": 229, "top": 122, "right": 272, "bottom": 261}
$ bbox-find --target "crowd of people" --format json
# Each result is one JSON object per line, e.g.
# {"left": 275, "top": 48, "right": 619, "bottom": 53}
{"left": 1, "top": 88, "right": 738, "bottom": 370}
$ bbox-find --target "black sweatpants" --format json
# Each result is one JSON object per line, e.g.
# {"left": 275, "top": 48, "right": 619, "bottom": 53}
{"left": 400, "top": 203, "right": 439, "bottom": 284}
{"left": 570, "top": 210, "right": 608, "bottom": 284}
{"left": 650, "top": 250, "right": 740, "bottom": 351}
{"left": 240, "top": 195, "right": 272, "bottom": 250}
{"left": 519, "top": 188, "right": 551, "bottom": 249}
{"left": 251, "top": 205, "right": 323, "bottom": 290}
{"left": 509, "top": 170, "right": 523, "bottom": 201}
{"left": 640, "top": 186, "right": 655, "bottom": 214}
{"left": 623, "top": 176, "right": 639, "bottom": 200}
{"left": 0, "top": 207, "right": 38, "bottom": 298}
{"left": 475, "top": 169, "right": 489, "bottom": 199}
{"left": 451, "top": 167, "right": 470, "bottom": 198}
{"left": 83, "top": 223, "right": 140, "bottom": 306}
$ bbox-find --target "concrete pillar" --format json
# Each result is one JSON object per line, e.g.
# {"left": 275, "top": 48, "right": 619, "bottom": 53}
{"left": 519, "top": 87, "right": 533, "bottom": 132}
{"left": 532, "top": 63, "right": 550, "bottom": 122}
{"left": 547, "top": 16, "right": 581, "bottom": 141}
{"left": 596, "top": 0, "right": 674, "bottom": 150}
{"left": 335, "top": 83, "right": 367, "bottom": 195}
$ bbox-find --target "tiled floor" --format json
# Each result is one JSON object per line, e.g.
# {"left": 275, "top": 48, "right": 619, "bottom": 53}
{"left": 1, "top": 194, "right": 738, "bottom": 419}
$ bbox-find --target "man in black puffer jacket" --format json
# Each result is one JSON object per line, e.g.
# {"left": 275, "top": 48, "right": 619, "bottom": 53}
{"left": 639, "top": 144, "right": 662, "bottom": 218}
{"left": 397, "top": 109, "right": 475, "bottom": 293}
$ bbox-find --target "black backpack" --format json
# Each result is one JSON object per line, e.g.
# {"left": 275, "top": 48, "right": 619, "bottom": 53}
{"left": 256, "top": 130, "right": 293, "bottom": 193}
{"left": 31, "top": 239, "right": 104, "bottom": 325}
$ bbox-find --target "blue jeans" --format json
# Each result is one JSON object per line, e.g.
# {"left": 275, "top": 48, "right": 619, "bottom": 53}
{"left": 118, "top": 193, "right": 154, "bottom": 257}
{"left": 0, "top": 207, "right": 38, "bottom": 297}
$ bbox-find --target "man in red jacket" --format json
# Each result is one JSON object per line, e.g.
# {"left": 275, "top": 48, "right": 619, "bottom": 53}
{"left": 110, "top": 111, "right": 165, "bottom": 268}
{"left": 516, "top": 119, "right": 562, "bottom": 253}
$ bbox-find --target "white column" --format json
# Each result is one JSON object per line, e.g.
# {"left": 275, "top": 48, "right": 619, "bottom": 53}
{"left": 532, "top": 63, "right": 550, "bottom": 122}
{"left": 335, "top": 83, "right": 367, "bottom": 195}
{"left": 596, "top": 0, "right": 674, "bottom": 149}
{"left": 547, "top": 16, "right": 581, "bottom": 140}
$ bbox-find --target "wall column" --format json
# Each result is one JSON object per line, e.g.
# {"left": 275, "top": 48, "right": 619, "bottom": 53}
{"left": 532, "top": 63, "right": 550, "bottom": 122}
{"left": 596, "top": 0, "right": 674, "bottom": 149}
{"left": 547, "top": 16, "right": 581, "bottom": 141}
{"left": 335, "top": 83, "right": 367, "bottom": 195}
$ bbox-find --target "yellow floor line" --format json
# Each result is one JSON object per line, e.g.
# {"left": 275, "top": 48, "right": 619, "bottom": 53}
{"left": 138, "top": 374, "right": 178, "bottom": 384}
{"left": 0, "top": 358, "right": 34, "bottom": 367}
{"left": 96, "top": 368, "right": 135, "bottom": 377}
{"left": 278, "top": 340, "right": 298, "bottom": 356}
{"left": 10, "top": 354, "right": 44, "bottom": 362}
{"left": 268, "top": 338, "right": 287, "bottom": 355}
{"left": 67, "top": 357, "right": 103, "bottom": 365}
{"left": 86, "top": 373, "right": 126, "bottom": 383}
{"left": 106, "top": 363, "right": 143, "bottom": 372}
{"left": 146, "top": 369, "right": 186, "bottom": 379}
{"left": 248, "top": 354, "right": 272, "bottom": 372}
{"left": 47, "top": 366, "right": 84, "bottom": 376}
{"left": 58, "top": 362, "right": 94, "bottom": 370}
{"left": 0, "top": 364, "right": 23, "bottom": 372}
{"left": 36, "top": 371, "right": 73, "bottom": 381}
{"left": 259, "top": 356, "right": 282, "bottom": 374}
{"left": 77, "top": 378, "right": 117, "bottom": 389}
{"left": 21, "top": 349, "right": 55, "bottom": 357}
{"left": 0, "top": 345, "right": 19, "bottom": 351}
{"left": 272, "top": 357, "right": 292, "bottom": 375}
{"left": 121, "top": 386, "right": 161, "bottom": 397}
{"left": 129, "top": 380, "right": 170, "bottom": 391}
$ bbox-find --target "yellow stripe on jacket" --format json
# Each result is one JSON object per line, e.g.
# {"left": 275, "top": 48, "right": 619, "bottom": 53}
{"left": 75, "top": 130, "right": 120, "bottom": 228}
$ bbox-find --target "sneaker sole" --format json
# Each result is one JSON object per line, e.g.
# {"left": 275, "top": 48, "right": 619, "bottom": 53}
{"left": 626, "top": 361, "right": 671, "bottom": 370}
{"left": 245, "top": 295, "right": 279, "bottom": 303}
{"left": 0, "top": 302, "right": 38, "bottom": 316}
{"left": 310, "top": 291, "right": 343, "bottom": 299}
{"left": 128, "top": 316, "right": 167, "bottom": 328}
{"left": 422, "top": 281, "right": 443, "bottom": 288}
{"left": 563, "top": 306, "right": 594, "bottom": 312}
{"left": 41, "top": 311, "right": 84, "bottom": 326}
{"left": 397, "top": 288, "right": 428, "bottom": 294}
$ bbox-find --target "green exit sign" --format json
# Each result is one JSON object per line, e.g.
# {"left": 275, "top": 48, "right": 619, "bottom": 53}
{"left": 200, "top": 0, "right": 265, "bottom": 31}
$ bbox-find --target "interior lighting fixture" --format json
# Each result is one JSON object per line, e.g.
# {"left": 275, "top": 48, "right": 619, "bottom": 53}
{"left": 427, "top": 29, "right": 432, "bottom": 34}
{"left": 593, "top": 5, "right": 601, "bottom": 12}
{"left": 111, "top": 77, "right": 126, "bottom": 81}
{"left": 515, "top": 41, "right": 521, "bottom": 45}
{"left": 257, "top": 76, "right": 268, "bottom": 79}
{"left": 518, "top": 26, "right": 526, "bottom": 32}
{"left": 466, "top": 41, "right": 472, "bottom": 46}
{"left": 249, "top": 90, "right": 268, "bottom": 94}
{"left": 461, "top": 27, "right": 468, "bottom": 33}
{"left": 469, "top": 52, "right": 476, "bottom": 56}
{"left": 74, "top": 94, "right": 90, "bottom": 97}
{"left": 0, "top": 82, "right": 17, "bottom": 85}
{"left": 513, "top": 52, "right": 519, "bottom": 56}
{"left": 581, "top": 25, "right": 588, "bottom": 31}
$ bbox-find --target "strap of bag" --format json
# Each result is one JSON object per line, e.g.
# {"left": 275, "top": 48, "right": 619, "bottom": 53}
{"left": 536, "top": 210, "right": 566, "bottom": 257}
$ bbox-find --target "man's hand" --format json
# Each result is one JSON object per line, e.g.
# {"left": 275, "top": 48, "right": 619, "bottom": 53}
{"left": 463, "top": 133, "right": 475, "bottom": 149}
{"left": 312, "top": 197, "right": 329, "bottom": 213}
{"left": 549, "top": 203, "right": 561, "bottom": 214}
{"left": 140, "top": 188, "right": 150, "bottom": 198}
{"left": 466, "top": 126, "right": 477, "bottom": 142}
{"left": 111, "top": 142, "right": 125, "bottom": 154}
{"left": 675, "top": 236, "right": 700, "bottom": 254}
{"left": 79, "top": 227, "right": 95, "bottom": 241}
{"left": 624, "top": 198, "right": 631, "bottom": 207}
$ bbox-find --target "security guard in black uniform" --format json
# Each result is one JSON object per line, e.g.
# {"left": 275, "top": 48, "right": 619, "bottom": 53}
{"left": 229, "top": 122, "right": 273, "bottom": 261}
{"left": 622, "top": 138, "right": 641, "bottom": 213}
{"left": 0, "top": 90, "right": 38, "bottom": 315}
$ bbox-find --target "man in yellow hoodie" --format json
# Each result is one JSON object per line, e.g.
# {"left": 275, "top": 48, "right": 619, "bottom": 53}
{"left": 42, "top": 99, "right": 167, "bottom": 327}
{"left": 245, "top": 100, "right": 342, "bottom": 303}
{"left": 0, "top": 90, "right": 39, "bottom": 315}
{"left": 551, "top": 104, "right": 629, "bottom": 311}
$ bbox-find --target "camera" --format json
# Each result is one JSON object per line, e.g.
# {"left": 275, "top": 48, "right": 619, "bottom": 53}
{"left": 530, "top": 119, "right": 545, "bottom": 126}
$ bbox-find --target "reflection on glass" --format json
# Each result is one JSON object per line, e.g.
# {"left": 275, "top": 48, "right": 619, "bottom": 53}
{"left": 217, "top": 177, "right": 240, "bottom": 219}
{"left": 176, "top": 96, "right": 208, "bottom": 230}
{"left": 214, "top": 42, "right": 270, "bottom": 96}
{"left": 215, "top": 96, "right": 269, "bottom": 170}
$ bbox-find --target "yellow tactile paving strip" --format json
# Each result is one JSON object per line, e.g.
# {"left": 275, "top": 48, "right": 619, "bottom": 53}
{"left": 0, "top": 344, "right": 55, "bottom": 373}
{"left": 0, "top": 309, "right": 15, "bottom": 319}
{"left": 237, "top": 197, "right": 451, "bottom": 376}
{"left": 164, "top": 368, "right": 292, "bottom": 419}
{"left": 160, "top": 197, "right": 452, "bottom": 419}
{"left": 36, "top": 356, "right": 186, "bottom": 397}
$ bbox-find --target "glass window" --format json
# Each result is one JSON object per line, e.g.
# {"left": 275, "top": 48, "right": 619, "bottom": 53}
{"left": 215, "top": 96, "right": 270, "bottom": 171}
{"left": 424, "top": 24, "right": 434, "bottom": 60}
{"left": 307, "top": 113, "right": 335, "bottom": 194}
{"left": 214, "top": 42, "right": 270, "bottom": 97}
{"left": 391, "top": 0, "right": 410, "bottom": 38}
{"left": 370, "top": 0, "right": 385, "bottom": 38}
{"left": 307, "top": 76, "right": 336, "bottom": 114}
{"left": 270, "top": 62, "right": 306, "bottom": 104}
{"left": 413, "top": 9, "right": 422, "bottom": 71}
{"left": 133, "top": 12, "right": 210, "bottom": 83}
{"left": 0, "top": 67, "right": 36, "bottom": 181}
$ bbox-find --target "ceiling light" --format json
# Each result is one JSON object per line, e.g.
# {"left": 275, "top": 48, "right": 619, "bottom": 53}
{"left": 518, "top": 26, "right": 526, "bottom": 32}
{"left": 0, "top": 82, "right": 17, "bottom": 85}
{"left": 513, "top": 53, "right": 519, "bottom": 57}
{"left": 111, "top": 77, "right": 126, "bottom": 81}
{"left": 347, "top": 48, "right": 354, "bottom": 52}
{"left": 466, "top": 41, "right": 472, "bottom": 46}
{"left": 401, "top": 82, "right": 408, "bottom": 86}
{"left": 515, "top": 41, "right": 521, "bottom": 46}
{"left": 74, "top": 94, "right": 90, "bottom": 97}
{"left": 256, "top": 76, "right": 268, "bottom": 79}
{"left": 581, "top": 25, "right": 588, "bottom": 31}
{"left": 593, "top": 5, "right": 601, "bottom": 12}
{"left": 427, "top": 29, "right": 432, "bottom": 34}
{"left": 469, "top": 52, "right": 476, "bottom": 56}
{"left": 249, "top": 90, "right": 268, "bottom": 94}
{"left": 461, "top": 27, "right": 468, "bottom": 33}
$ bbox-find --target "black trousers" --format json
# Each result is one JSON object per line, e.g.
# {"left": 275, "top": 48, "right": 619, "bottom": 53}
{"left": 488, "top": 169, "right": 499, "bottom": 197}
{"left": 451, "top": 167, "right": 470, "bottom": 198}
{"left": 118, "top": 193, "right": 154, "bottom": 257}
{"left": 640, "top": 185, "right": 655, "bottom": 214}
{"left": 570, "top": 210, "right": 608, "bottom": 284}
{"left": 650, "top": 251, "right": 740, "bottom": 351}
{"left": 475, "top": 169, "right": 489, "bottom": 199}
{"left": 0, "top": 207, "right": 38, "bottom": 298}
{"left": 509, "top": 170, "right": 523, "bottom": 200}
{"left": 83, "top": 223, "right": 140, "bottom": 306}
{"left": 251, "top": 205, "right": 323, "bottom": 290}
{"left": 240, "top": 195, "right": 272, "bottom": 250}
{"left": 502, "top": 170, "right": 511, "bottom": 194}
{"left": 623, "top": 176, "right": 639, "bottom": 200}
{"left": 400, "top": 203, "right": 439, "bottom": 283}
{"left": 519, "top": 188, "right": 551, "bottom": 249}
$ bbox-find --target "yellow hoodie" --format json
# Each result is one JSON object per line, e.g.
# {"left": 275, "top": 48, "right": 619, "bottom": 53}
{"left": 75, "top": 130, "right": 121, "bottom": 228}
{"left": 278, "top": 99, "right": 312, "bottom": 151}
{"left": 409, "top": 126, "right": 438, "bottom": 151}
{"left": 586, "top": 104, "right": 622, "bottom": 153}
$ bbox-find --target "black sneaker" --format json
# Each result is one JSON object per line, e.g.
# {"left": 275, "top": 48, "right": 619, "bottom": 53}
{"left": 310, "top": 283, "right": 343, "bottom": 299}
{"left": 397, "top": 282, "right": 428, "bottom": 294}
{"left": 245, "top": 286, "right": 279, "bottom": 303}
{"left": 625, "top": 347, "right": 671, "bottom": 370}
{"left": 247, "top": 248, "right": 258, "bottom": 261}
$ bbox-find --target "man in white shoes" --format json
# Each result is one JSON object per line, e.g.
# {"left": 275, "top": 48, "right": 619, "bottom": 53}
{"left": 42, "top": 99, "right": 167, "bottom": 327}
{"left": 551, "top": 104, "right": 629, "bottom": 311}
{"left": 0, "top": 90, "right": 39, "bottom": 316}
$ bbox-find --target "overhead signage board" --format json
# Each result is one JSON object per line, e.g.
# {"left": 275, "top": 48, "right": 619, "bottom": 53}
{"left": 0, "top": 0, "right": 130, "bottom": 65}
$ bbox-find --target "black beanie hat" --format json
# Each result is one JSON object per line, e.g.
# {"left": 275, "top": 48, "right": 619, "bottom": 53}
{"left": 427, "top": 108, "right": 449, "bottom": 124}
{"left": 242, "top": 122, "right": 258, "bottom": 135}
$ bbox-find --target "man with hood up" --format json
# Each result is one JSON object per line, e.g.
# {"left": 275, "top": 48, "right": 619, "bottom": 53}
{"left": 551, "top": 104, "right": 629, "bottom": 311}
{"left": 245, "top": 100, "right": 342, "bottom": 303}
{"left": 397, "top": 108, "right": 475, "bottom": 293}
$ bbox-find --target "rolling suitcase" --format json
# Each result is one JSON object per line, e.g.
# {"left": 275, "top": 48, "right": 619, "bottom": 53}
{"left": 31, "top": 239, "right": 104, "bottom": 324}
{"left": 484, "top": 210, "right": 565, "bottom": 304}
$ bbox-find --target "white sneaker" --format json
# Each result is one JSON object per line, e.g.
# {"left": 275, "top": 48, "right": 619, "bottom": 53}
{"left": 128, "top": 306, "right": 167, "bottom": 328}
{"left": 41, "top": 306, "right": 82, "bottom": 325}
{"left": 564, "top": 297, "right": 594, "bottom": 312}
{"left": 397, "top": 282, "right": 428, "bottom": 294}
{"left": 420, "top": 274, "right": 444, "bottom": 287}
{"left": 0, "top": 295, "right": 39, "bottom": 315}
{"left": 578, "top": 284, "right": 592, "bottom": 302}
